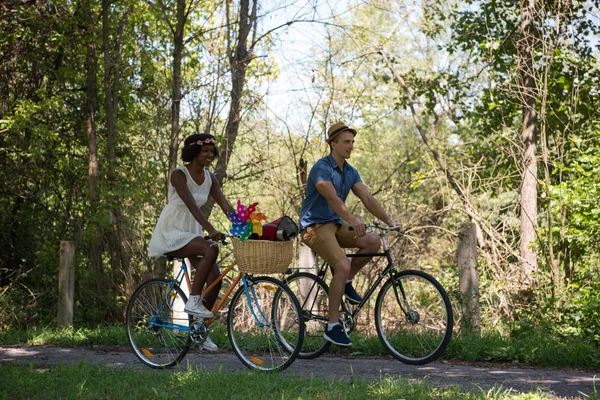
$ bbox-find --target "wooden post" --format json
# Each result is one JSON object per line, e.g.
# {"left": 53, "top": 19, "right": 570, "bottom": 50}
{"left": 298, "top": 242, "right": 319, "bottom": 332}
{"left": 298, "top": 242, "right": 316, "bottom": 272}
{"left": 58, "top": 241, "right": 75, "bottom": 328}
{"left": 174, "top": 258, "right": 188, "bottom": 327}
{"left": 456, "top": 222, "right": 481, "bottom": 336}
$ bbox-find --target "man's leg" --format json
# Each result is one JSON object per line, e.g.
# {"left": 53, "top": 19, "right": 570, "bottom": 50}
{"left": 300, "top": 223, "right": 352, "bottom": 346}
{"left": 328, "top": 257, "right": 351, "bottom": 324}
{"left": 336, "top": 223, "right": 381, "bottom": 304}
{"left": 348, "top": 233, "right": 381, "bottom": 279}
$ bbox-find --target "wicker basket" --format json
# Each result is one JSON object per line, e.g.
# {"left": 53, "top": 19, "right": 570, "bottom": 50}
{"left": 232, "top": 237, "right": 293, "bottom": 274}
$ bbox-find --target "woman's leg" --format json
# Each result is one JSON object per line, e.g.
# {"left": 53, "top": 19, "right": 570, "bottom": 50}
{"left": 167, "top": 237, "right": 219, "bottom": 296}
{"left": 202, "top": 262, "right": 222, "bottom": 310}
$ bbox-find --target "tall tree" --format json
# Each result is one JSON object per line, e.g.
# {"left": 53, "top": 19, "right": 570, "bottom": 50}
{"left": 517, "top": 0, "right": 539, "bottom": 284}
{"left": 102, "top": 0, "right": 133, "bottom": 294}
{"left": 168, "top": 0, "right": 188, "bottom": 175}
{"left": 83, "top": 0, "right": 104, "bottom": 296}
{"left": 213, "top": 0, "right": 257, "bottom": 187}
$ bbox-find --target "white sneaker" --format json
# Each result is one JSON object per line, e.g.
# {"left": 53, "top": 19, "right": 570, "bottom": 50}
{"left": 200, "top": 335, "right": 218, "bottom": 352}
{"left": 184, "top": 295, "right": 213, "bottom": 318}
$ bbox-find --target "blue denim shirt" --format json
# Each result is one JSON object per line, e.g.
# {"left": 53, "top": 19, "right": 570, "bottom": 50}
{"left": 299, "top": 154, "right": 362, "bottom": 230}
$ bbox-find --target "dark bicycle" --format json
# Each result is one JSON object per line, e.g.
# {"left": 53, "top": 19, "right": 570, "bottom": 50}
{"left": 284, "top": 221, "right": 453, "bottom": 365}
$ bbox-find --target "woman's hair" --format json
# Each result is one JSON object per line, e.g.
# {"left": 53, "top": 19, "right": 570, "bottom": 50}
{"left": 181, "top": 134, "right": 219, "bottom": 162}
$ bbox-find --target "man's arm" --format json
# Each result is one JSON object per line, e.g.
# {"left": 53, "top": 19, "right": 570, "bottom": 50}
{"left": 351, "top": 182, "right": 397, "bottom": 227}
{"left": 314, "top": 180, "right": 367, "bottom": 237}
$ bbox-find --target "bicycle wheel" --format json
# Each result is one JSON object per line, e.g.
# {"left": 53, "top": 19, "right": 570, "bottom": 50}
{"left": 375, "top": 270, "right": 453, "bottom": 365}
{"left": 227, "top": 276, "right": 304, "bottom": 372}
{"left": 284, "top": 272, "right": 331, "bottom": 359}
{"left": 125, "top": 278, "right": 192, "bottom": 368}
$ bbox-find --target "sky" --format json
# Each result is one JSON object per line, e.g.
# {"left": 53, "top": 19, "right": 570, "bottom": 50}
{"left": 251, "top": 0, "right": 351, "bottom": 134}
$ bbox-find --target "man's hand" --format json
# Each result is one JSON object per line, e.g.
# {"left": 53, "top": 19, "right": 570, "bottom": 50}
{"left": 350, "top": 218, "right": 366, "bottom": 237}
{"left": 386, "top": 220, "right": 402, "bottom": 232}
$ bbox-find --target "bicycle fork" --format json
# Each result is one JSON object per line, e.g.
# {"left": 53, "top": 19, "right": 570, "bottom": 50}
{"left": 390, "top": 274, "right": 419, "bottom": 324}
{"left": 242, "top": 275, "right": 271, "bottom": 327}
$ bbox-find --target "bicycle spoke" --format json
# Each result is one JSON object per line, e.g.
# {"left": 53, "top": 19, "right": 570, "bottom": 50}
{"left": 228, "top": 277, "right": 304, "bottom": 372}
{"left": 375, "top": 271, "right": 453, "bottom": 365}
{"left": 126, "top": 279, "right": 192, "bottom": 369}
{"left": 284, "top": 272, "right": 331, "bottom": 359}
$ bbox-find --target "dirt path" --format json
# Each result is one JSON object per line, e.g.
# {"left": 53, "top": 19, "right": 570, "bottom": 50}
{"left": 1, "top": 345, "right": 598, "bottom": 399}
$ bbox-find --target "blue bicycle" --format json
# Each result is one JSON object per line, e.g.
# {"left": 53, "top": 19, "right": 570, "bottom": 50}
{"left": 125, "top": 240, "right": 304, "bottom": 372}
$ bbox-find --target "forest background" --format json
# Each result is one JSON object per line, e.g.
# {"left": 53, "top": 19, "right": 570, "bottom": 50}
{"left": 1, "top": 0, "right": 599, "bottom": 348}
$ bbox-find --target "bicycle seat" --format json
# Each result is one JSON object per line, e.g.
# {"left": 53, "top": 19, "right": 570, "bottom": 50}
{"left": 164, "top": 255, "right": 203, "bottom": 262}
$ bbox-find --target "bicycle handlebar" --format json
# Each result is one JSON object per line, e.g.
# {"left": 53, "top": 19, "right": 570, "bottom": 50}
{"left": 364, "top": 221, "right": 403, "bottom": 234}
{"left": 208, "top": 233, "right": 236, "bottom": 247}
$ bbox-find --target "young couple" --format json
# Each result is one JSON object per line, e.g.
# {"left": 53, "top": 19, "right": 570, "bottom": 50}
{"left": 148, "top": 122, "right": 398, "bottom": 351}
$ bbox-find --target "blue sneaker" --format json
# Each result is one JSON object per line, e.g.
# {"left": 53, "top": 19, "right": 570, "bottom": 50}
{"left": 344, "top": 282, "right": 363, "bottom": 304}
{"left": 323, "top": 324, "right": 353, "bottom": 347}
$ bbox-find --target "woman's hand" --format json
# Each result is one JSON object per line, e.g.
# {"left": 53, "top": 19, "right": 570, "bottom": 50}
{"left": 207, "top": 228, "right": 224, "bottom": 242}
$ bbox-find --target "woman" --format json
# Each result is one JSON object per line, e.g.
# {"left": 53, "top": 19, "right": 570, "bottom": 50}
{"left": 149, "top": 133, "right": 234, "bottom": 351}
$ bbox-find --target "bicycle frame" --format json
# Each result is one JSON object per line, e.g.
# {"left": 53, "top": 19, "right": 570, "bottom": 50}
{"left": 309, "top": 228, "right": 408, "bottom": 324}
{"left": 155, "top": 257, "right": 269, "bottom": 333}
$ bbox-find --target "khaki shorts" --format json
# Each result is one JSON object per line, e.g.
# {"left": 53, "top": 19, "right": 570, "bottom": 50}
{"left": 300, "top": 221, "right": 359, "bottom": 266}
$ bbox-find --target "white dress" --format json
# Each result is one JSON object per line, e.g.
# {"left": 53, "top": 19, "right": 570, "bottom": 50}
{"left": 148, "top": 166, "right": 212, "bottom": 257}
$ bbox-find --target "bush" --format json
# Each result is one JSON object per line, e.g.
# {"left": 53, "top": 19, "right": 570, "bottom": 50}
{"left": 555, "top": 281, "right": 600, "bottom": 343}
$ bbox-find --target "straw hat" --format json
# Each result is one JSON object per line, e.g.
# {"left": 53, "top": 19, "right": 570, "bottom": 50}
{"left": 326, "top": 121, "right": 357, "bottom": 143}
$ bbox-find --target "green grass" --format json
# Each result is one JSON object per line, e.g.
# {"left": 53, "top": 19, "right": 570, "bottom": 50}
{"left": 0, "top": 325, "right": 130, "bottom": 347}
{"left": 0, "top": 363, "right": 565, "bottom": 400}
{"left": 0, "top": 323, "right": 229, "bottom": 348}
{"left": 1, "top": 324, "right": 598, "bottom": 370}
{"left": 329, "top": 330, "right": 600, "bottom": 370}
{"left": 444, "top": 332, "right": 600, "bottom": 369}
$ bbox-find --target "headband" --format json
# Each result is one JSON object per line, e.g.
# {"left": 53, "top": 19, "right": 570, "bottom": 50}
{"left": 190, "top": 138, "right": 216, "bottom": 146}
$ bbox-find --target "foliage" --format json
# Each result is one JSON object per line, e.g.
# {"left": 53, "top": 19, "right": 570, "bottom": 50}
{"left": 415, "top": 0, "right": 600, "bottom": 331}
{"left": 553, "top": 280, "right": 600, "bottom": 344}
{"left": 0, "top": 0, "right": 599, "bottom": 352}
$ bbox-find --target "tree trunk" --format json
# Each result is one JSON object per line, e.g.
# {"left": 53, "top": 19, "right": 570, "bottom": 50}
{"left": 169, "top": 0, "right": 186, "bottom": 175}
{"left": 518, "top": 0, "right": 539, "bottom": 285}
{"left": 102, "top": 0, "right": 132, "bottom": 296}
{"left": 456, "top": 222, "right": 480, "bottom": 336}
{"left": 83, "top": 0, "right": 104, "bottom": 296}
{"left": 168, "top": 0, "right": 188, "bottom": 281}
{"left": 204, "top": 0, "right": 257, "bottom": 216}
{"left": 58, "top": 241, "right": 76, "bottom": 328}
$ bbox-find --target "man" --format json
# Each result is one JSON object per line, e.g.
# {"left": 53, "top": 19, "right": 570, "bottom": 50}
{"left": 299, "top": 121, "right": 399, "bottom": 346}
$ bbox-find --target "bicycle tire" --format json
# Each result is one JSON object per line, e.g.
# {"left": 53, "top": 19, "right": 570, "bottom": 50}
{"left": 227, "top": 276, "right": 304, "bottom": 372}
{"left": 125, "top": 278, "right": 192, "bottom": 369}
{"left": 375, "top": 270, "right": 453, "bottom": 365}
{"left": 283, "top": 272, "right": 331, "bottom": 359}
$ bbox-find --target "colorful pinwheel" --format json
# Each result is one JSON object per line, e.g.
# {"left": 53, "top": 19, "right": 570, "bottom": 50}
{"left": 228, "top": 200, "right": 267, "bottom": 241}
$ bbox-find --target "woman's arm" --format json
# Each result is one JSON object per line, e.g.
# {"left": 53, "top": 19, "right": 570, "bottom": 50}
{"left": 209, "top": 173, "right": 235, "bottom": 214}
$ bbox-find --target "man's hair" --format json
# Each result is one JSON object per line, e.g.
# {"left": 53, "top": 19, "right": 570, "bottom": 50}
{"left": 181, "top": 134, "right": 219, "bottom": 162}
{"left": 328, "top": 136, "right": 339, "bottom": 151}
